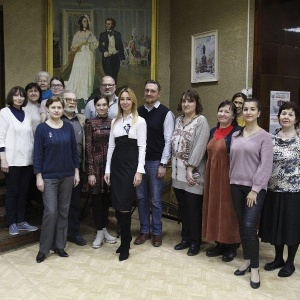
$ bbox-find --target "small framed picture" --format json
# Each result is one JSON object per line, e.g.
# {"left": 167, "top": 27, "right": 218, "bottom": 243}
{"left": 191, "top": 30, "right": 218, "bottom": 83}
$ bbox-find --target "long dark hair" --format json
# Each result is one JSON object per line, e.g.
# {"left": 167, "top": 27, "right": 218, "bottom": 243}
{"left": 78, "top": 15, "right": 90, "bottom": 31}
{"left": 237, "top": 98, "right": 261, "bottom": 136}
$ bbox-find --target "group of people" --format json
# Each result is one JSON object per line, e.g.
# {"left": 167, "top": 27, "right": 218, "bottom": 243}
{"left": 0, "top": 73, "right": 299, "bottom": 290}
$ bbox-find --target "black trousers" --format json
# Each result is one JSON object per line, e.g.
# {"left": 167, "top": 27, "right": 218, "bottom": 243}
{"left": 102, "top": 54, "right": 121, "bottom": 84}
{"left": 230, "top": 184, "right": 266, "bottom": 268}
{"left": 173, "top": 188, "right": 203, "bottom": 245}
{"left": 67, "top": 167, "right": 82, "bottom": 237}
{"left": 5, "top": 165, "right": 32, "bottom": 226}
{"left": 91, "top": 193, "right": 110, "bottom": 230}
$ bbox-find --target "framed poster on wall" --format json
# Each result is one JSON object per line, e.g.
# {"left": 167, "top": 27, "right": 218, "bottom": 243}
{"left": 191, "top": 30, "right": 218, "bottom": 83}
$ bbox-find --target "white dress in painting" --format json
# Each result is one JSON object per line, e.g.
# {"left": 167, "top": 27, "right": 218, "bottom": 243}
{"left": 66, "top": 30, "right": 99, "bottom": 100}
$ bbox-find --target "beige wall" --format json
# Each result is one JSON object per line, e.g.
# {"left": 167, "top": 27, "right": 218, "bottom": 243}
{"left": 169, "top": 0, "right": 254, "bottom": 126}
{"left": 3, "top": 0, "right": 45, "bottom": 93}
{"left": 3, "top": 0, "right": 253, "bottom": 126}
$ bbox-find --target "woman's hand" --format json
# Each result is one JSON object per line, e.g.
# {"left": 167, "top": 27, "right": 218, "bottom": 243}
{"left": 36, "top": 173, "right": 44, "bottom": 192}
{"left": 186, "top": 167, "right": 196, "bottom": 186}
{"left": 0, "top": 160, "right": 9, "bottom": 173}
{"left": 88, "top": 175, "right": 96, "bottom": 186}
{"left": 246, "top": 190, "right": 258, "bottom": 207}
{"left": 0, "top": 153, "right": 9, "bottom": 173}
{"left": 74, "top": 168, "right": 80, "bottom": 187}
{"left": 133, "top": 172, "right": 142, "bottom": 187}
{"left": 104, "top": 173, "right": 110, "bottom": 186}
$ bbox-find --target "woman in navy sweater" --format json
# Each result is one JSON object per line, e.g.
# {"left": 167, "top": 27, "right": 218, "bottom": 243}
{"left": 34, "top": 96, "right": 80, "bottom": 263}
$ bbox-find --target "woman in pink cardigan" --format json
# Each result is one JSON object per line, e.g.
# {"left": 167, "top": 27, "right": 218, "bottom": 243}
{"left": 230, "top": 98, "right": 273, "bottom": 289}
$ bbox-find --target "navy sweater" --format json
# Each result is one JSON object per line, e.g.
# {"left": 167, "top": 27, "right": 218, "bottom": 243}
{"left": 34, "top": 122, "right": 79, "bottom": 179}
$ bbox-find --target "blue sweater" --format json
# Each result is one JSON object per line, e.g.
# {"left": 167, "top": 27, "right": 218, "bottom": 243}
{"left": 34, "top": 122, "right": 79, "bottom": 179}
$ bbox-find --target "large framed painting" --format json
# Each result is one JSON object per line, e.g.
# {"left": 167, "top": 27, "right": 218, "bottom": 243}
{"left": 47, "top": 0, "right": 157, "bottom": 111}
{"left": 191, "top": 30, "right": 218, "bottom": 83}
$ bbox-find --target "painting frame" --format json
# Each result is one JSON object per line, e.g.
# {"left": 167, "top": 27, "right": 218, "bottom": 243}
{"left": 191, "top": 30, "right": 218, "bottom": 83}
{"left": 46, "top": 0, "right": 157, "bottom": 106}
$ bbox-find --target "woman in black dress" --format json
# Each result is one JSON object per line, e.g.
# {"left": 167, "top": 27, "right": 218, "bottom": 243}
{"left": 104, "top": 87, "right": 146, "bottom": 261}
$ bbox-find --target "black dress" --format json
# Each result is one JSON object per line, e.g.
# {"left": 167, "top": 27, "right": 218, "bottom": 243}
{"left": 110, "top": 135, "right": 138, "bottom": 211}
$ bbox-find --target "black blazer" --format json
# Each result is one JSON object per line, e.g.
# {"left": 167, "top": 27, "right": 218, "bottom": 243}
{"left": 99, "top": 30, "right": 125, "bottom": 60}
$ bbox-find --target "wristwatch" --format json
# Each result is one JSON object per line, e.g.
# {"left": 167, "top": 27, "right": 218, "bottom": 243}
{"left": 159, "top": 163, "right": 168, "bottom": 168}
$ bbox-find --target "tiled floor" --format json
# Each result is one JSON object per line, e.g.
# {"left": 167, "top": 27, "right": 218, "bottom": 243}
{"left": 1, "top": 210, "right": 299, "bottom": 300}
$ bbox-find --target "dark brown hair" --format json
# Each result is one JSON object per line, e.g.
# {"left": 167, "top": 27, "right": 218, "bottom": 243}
{"left": 177, "top": 90, "right": 203, "bottom": 115}
{"left": 94, "top": 95, "right": 109, "bottom": 106}
{"left": 6, "top": 86, "right": 28, "bottom": 107}
{"left": 216, "top": 100, "right": 238, "bottom": 128}
{"left": 278, "top": 101, "right": 300, "bottom": 128}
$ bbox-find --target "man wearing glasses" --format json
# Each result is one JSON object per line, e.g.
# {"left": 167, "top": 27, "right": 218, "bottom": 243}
{"left": 61, "top": 90, "right": 87, "bottom": 246}
{"left": 135, "top": 80, "right": 175, "bottom": 247}
{"left": 84, "top": 76, "right": 118, "bottom": 120}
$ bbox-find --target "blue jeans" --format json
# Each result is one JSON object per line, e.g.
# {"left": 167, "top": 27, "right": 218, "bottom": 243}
{"left": 136, "top": 160, "right": 163, "bottom": 235}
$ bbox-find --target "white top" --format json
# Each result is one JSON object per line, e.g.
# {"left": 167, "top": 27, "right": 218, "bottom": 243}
{"left": 0, "top": 107, "right": 33, "bottom": 166}
{"left": 105, "top": 115, "right": 147, "bottom": 174}
{"left": 23, "top": 101, "right": 41, "bottom": 135}
{"left": 84, "top": 95, "right": 118, "bottom": 120}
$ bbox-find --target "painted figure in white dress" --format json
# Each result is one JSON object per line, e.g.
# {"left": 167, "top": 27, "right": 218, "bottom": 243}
{"left": 66, "top": 15, "right": 99, "bottom": 100}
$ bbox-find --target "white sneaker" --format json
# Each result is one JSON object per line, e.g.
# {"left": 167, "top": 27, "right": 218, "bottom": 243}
{"left": 92, "top": 230, "right": 104, "bottom": 249}
{"left": 103, "top": 227, "right": 117, "bottom": 244}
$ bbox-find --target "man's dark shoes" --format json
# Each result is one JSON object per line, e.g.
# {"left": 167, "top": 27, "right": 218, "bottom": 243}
{"left": 134, "top": 233, "right": 151, "bottom": 245}
{"left": 222, "top": 244, "right": 237, "bottom": 262}
{"left": 55, "top": 249, "right": 69, "bottom": 257}
{"left": 206, "top": 243, "right": 225, "bottom": 257}
{"left": 152, "top": 235, "right": 162, "bottom": 247}
{"left": 264, "top": 259, "right": 285, "bottom": 271}
{"left": 36, "top": 251, "right": 46, "bottom": 263}
{"left": 278, "top": 264, "right": 295, "bottom": 277}
{"left": 174, "top": 240, "right": 190, "bottom": 250}
{"left": 187, "top": 243, "right": 200, "bottom": 256}
{"left": 68, "top": 235, "right": 87, "bottom": 246}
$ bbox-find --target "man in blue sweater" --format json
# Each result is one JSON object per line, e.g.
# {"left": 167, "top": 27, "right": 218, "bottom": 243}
{"left": 135, "top": 80, "right": 175, "bottom": 247}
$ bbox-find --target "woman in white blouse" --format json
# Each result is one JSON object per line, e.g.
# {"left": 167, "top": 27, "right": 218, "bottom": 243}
{"left": 104, "top": 87, "right": 146, "bottom": 261}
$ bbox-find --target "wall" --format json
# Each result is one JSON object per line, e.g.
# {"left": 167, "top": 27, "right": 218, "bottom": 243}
{"left": 3, "top": 0, "right": 45, "bottom": 93}
{"left": 2, "top": 0, "right": 253, "bottom": 125}
{"left": 170, "top": 0, "right": 254, "bottom": 126}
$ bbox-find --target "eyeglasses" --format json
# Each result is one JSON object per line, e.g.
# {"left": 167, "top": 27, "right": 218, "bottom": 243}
{"left": 51, "top": 84, "right": 63, "bottom": 89}
{"left": 100, "top": 84, "right": 115, "bottom": 88}
{"left": 64, "top": 98, "right": 78, "bottom": 103}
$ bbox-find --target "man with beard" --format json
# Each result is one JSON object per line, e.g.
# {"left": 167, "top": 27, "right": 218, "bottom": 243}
{"left": 135, "top": 80, "right": 175, "bottom": 247}
{"left": 61, "top": 90, "right": 87, "bottom": 246}
{"left": 84, "top": 76, "right": 118, "bottom": 120}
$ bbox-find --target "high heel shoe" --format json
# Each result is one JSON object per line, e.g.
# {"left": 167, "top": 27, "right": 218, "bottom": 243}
{"left": 234, "top": 267, "right": 251, "bottom": 276}
{"left": 250, "top": 271, "right": 260, "bottom": 289}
